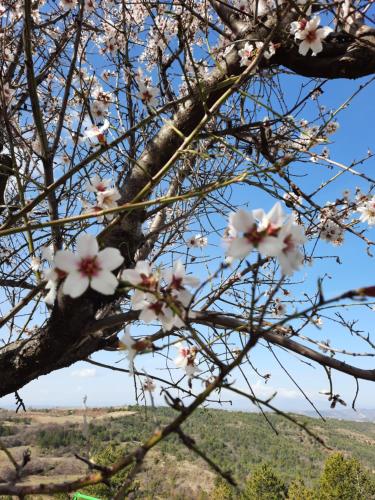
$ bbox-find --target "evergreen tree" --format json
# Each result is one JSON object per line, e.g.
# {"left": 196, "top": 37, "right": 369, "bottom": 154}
{"left": 210, "top": 478, "right": 235, "bottom": 499}
{"left": 287, "top": 478, "right": 316, "bottom": 500}
{"left": 318, "top": 452, "right": 375, "bottom": 500}
{"left": 242, "top": 463, "right": 288, "bottom": 499}
{"left": 79, "top": 443, "right": 136, "bottom": 500}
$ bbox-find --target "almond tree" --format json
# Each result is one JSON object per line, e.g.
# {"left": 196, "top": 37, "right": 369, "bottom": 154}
{"left": 0, "top": 0, "right": 375, "bottom": 494}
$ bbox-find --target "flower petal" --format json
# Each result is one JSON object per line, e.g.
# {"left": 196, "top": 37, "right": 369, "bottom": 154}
{"left": 184, "top": 275, "right": 200, "bottom": 288}
{"left": 122, "top": 269, "right": 141, "bottom": 284}
{"left": 91, "top": 271, "right": 118, "bottom": 295}
{"left": 54, "top": 250, "right": 78, "bottom": 273}
{"left": 310, "top": 40, "right": 323, "bottom": 55}
{"left": 258, "top": 236, "right": 284, "bottom": 257}
{"left": 98, "top": 247, "right": 124, "bottom": 270}
{"left": 173, "top": 260, "right": 185, "bottom": 278}
{"left": 298, "top": 41, "right": 310, "bottom": 56}
{"left": 77, "top": 233, "right": 99, "bottom": 258}
{"left": 227, "top": 237, "right": 253, "bottom": 259}
{"left": 135, "top": 260, "right": 152, "bottom": 275}
{"left": 267, "top": 202, "right": 284, "bottom": 226}
{"left": 63, "top": 272, "right": 89, "bottom": 298}
{"left": 140, "top": 307, "right": 156, "bottom": 323}
{"left": 229, "top": 209, "right": 254, "bottom": 233}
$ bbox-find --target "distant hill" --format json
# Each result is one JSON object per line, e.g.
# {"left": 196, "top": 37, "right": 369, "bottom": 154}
{"left": 1, "top": 406, "right": 375, "bottom": 498}
{"left": 300, "top": 408, "right": 375, "bottom": 422}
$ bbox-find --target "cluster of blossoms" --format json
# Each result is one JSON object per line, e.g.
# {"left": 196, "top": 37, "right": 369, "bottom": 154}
{"left": 91, "top": 86, "right": 112, "bottom": 121}
{"left": 186, "top": 233, "right": 208, "bottom": 249}
{"left": 317, "top": 202, "right": 348, "bottom": 246}
{"left": 122, "top": 260, "right": 199, "bottom": 332}
{"left": 235, "top": 0, "right": 276, "bottom": 17}
{"left": 101, "top": 24, "right": 124, "bottom": 54}
{"left": 238, "top": 41, "right": 276, "bottom": 68}
{"left": 272, "top": 298, "right": 287, "bottom": 317}
{"left": 260, "top": 113, "right": 339, "bottom": 159}
{"left": 291, "top": 16, "right": 332, "bottom": 56}
{"left": 117, "top": 328, "right": 200, "bottom": 381}
{"left": 81, "top": 174, "right": 121, "bottom": 221}
{"left": 224, "top": 202, "right": 306, "bottom": 276}
{"left": 60, "top": 0, "right": 96, "bottom": 12}
{"left": 140, "top": 4, "right": 208, "bottom": 68}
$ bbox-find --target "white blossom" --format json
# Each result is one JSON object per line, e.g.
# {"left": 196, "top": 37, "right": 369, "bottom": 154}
{"left": 138, "top": 82, "right": 159, "bottom": 107}
{"left": 238, "top": 42, "right": 255, "bottom": 67}
{"left": 85, "top": 175, "right": 111, "bottom": 193}
{"left": 294, "top": 16, "right": 332, "bottom": 56}
{"left": 272, "top": 298, "right": 286, "bottom": 317}
{"left": 174, "top": 345, "right": 200, "bottom": 378}
{"left": 83, "top": 120, "right": 110, "bottom": 143}
{"left": 121, "top": 260, "right": 159, "bottom": 290}
{"left": 319, "top": 220, "right": 344, "bottom": 245}
{"left": 133, "top": 292, "right": 185, "bottom": 331}
{"left": 54, "top": 234, "right": 124, "bottom": 298}
{"left": 96, "top": 187, "right": 121, "bottom": 210}
{"left": 143, "top": 377, "right": 156, "bottom": 392}
{"left": 163, "top": 260, "right": 200, "bottom": 306}
{"left": 255, "top": 41, "right": 276, "bottom": 59}
{"left": 43, "top": 268, "right": 59, "bottom": 305}
{"left": 357, "top": 196, "right": 375, "bottom": 226}
{"left": 186, "top": 234, "right": 208, "bottom": 248}
{"left": 226, "top": 203, "right": 284, "bottom": 259}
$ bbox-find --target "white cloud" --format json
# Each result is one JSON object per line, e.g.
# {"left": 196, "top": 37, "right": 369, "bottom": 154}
{"left": 252, "top": 379, "right": 301, "bottom": 400}
{"left": 71, "top": 368, "right": 96, "bottom": 378}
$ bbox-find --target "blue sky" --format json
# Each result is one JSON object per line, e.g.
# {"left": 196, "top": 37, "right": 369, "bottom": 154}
{"left": 1, "top": 69, "right": 375, "bottom": 415}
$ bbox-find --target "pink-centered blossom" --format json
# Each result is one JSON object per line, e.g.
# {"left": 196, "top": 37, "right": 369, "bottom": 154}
{"left": 121, "top": 260, "right": 159, "bottom": 290}
{"left": 84, "top": 0, "right": 96, "bottom": 12}
{"left": 132, "top": 292, "right": 185, "bottom": 331}
{"left": 122, "top": 261, "right": 199, "bottom": 331}
{"left": 143, "top": 377, "right": 156, "bottom": 392}
{"left": 117, "top": 329, "right": 153, "bottom": 375}
{"left": 85, "top": 174, "right": 111, "bottom": 194}
{"left": 96, "top": 187, "right": 121, "bottom": 210}
{"left": 83, "top": 120, "right": 110, "bottom": 144}
{"left": 293, "top": 16, "right": 332, "bottom": 56}
{"left": 54, "top": 234, "right": 124, "bottom": 298}
{"left": 174, "top": 344, "right": 200, "bottom": 378}
{"left": 138, "top": 82, "right": 158, "bottom": 107}
{"left": 163, "top": 260, "right": 200, "bottom": 307}
{"left": 226, "top": 203, "right": 284, "bottom": 259}
{"left": 238, "top": 42, "right": 255, "bottom": 67}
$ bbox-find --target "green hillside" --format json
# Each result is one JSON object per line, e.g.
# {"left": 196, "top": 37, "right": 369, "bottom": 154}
{"left": 1, "top": 407, "right": 375, "bottom": 498}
